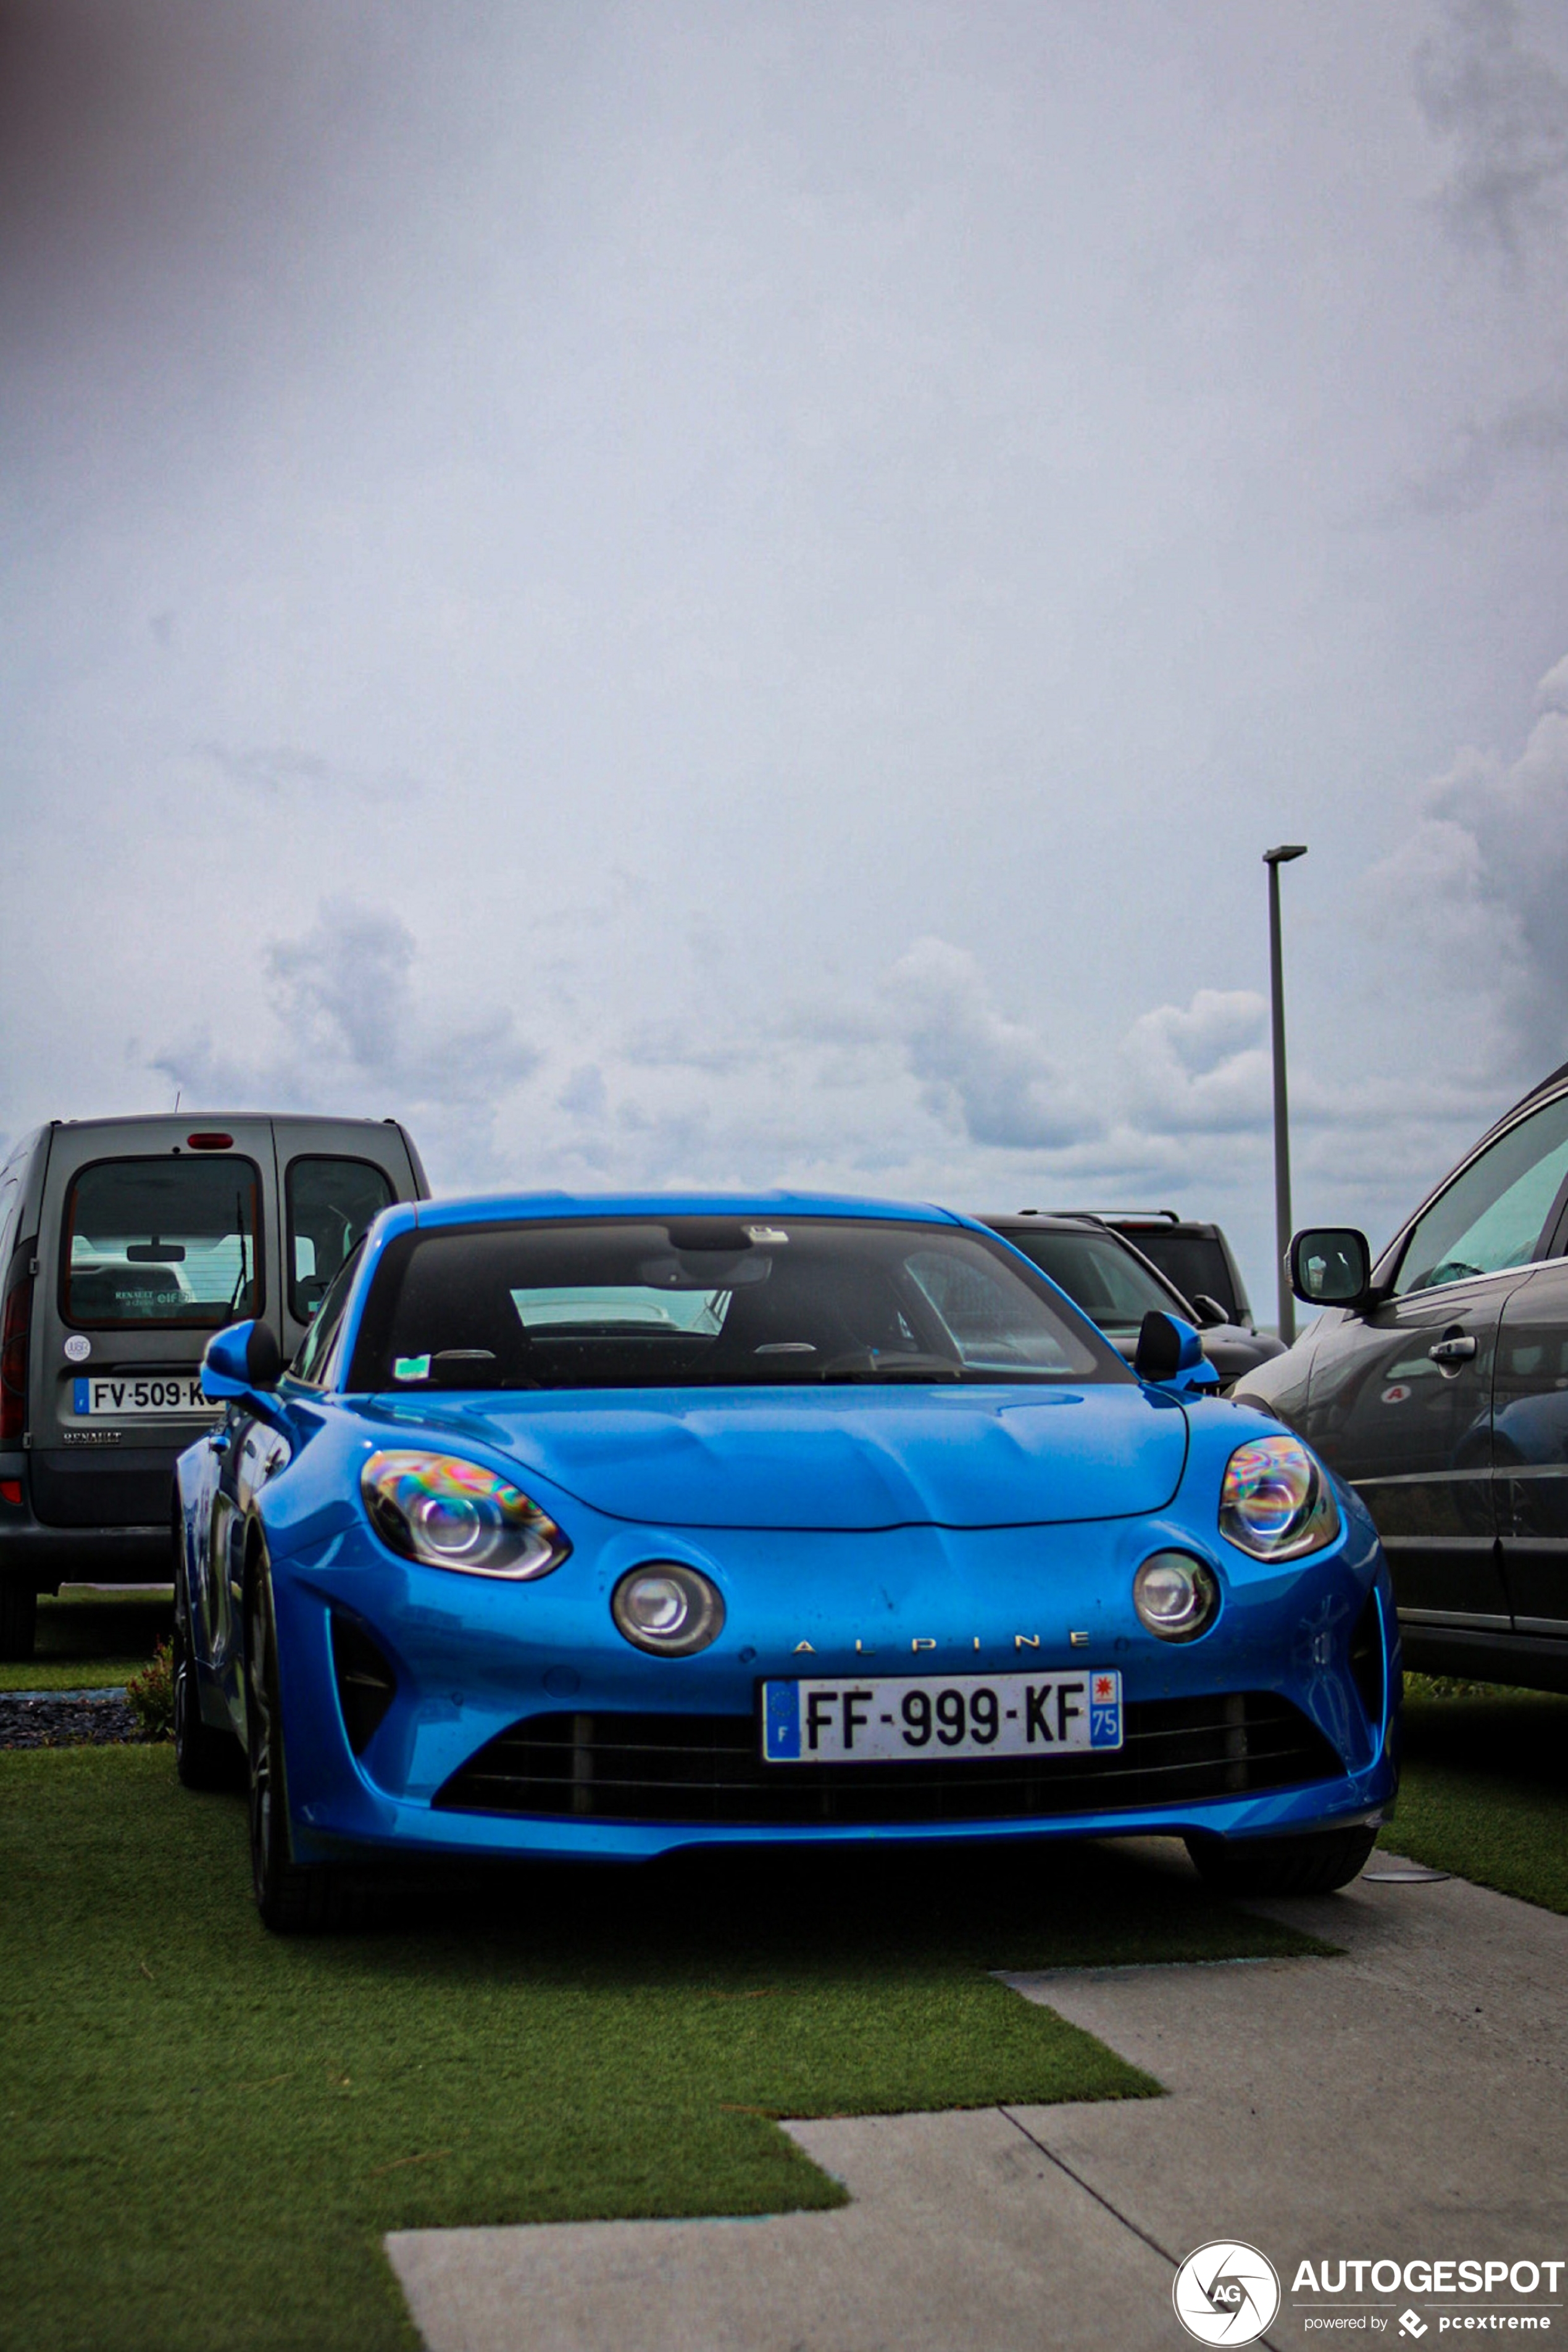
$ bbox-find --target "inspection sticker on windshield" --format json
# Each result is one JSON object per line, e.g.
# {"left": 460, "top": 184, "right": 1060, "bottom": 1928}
{"left": 762, "top": 1669, "right": 1122, "bottom": 1762}
{"left": 72, "top": 1374, "right": 214, "bottom": 1417}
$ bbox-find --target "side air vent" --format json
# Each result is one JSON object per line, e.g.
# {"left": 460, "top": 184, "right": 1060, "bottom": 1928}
{"left": 1348, "top": 1592, "right": 1386, "bottom": 1732}
{"left": 330, "top": 1614, "right": 396, "bottom": 1754}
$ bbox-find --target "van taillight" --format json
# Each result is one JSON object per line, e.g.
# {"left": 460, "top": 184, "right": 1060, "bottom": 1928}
{"left": 0, "top": 1270, "right": 31, "bottom": 1446}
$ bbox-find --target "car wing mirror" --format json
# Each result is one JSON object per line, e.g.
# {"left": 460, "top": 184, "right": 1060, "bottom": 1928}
{"left": 201, "top": 1318, "right": 285, "bottom": 1403}
{"left": 1133, "top": 1310, "right": 1219, "bottom": 1391}
{"left": 1190, "top": 1293, "right": 1230, "bottom": 1328}
{"left": 1288, "top": 1228, "right": 1373, "bottom": 1311}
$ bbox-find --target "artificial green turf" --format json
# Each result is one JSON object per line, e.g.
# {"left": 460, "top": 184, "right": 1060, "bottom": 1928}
{"left": 1, "top": 1746, "right": 1329, "bottom": 2352}
{"left": 0, "top": 1588, "right": 171, "bottom": 1692}
{"left": 1383, "top": 1683, "right": 1568, "bottom": 1915}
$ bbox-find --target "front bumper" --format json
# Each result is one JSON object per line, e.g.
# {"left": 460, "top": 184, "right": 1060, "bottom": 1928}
{"left": 260, "top": 1501, "right": 1400, "bottom": 1867}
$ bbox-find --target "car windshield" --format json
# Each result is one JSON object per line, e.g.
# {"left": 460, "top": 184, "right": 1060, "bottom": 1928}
{"left": 347, "top": 1217, "right": 1124, "bottom": 1391}
{"left": 999, "top": 1229, "right": 1176, "bottom": 1332}
{"left": 62, "top": 1157, "right": 262, "bottom": 1328}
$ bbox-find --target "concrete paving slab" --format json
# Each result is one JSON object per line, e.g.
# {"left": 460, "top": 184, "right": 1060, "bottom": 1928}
{"left": 387, "top": 2104, "right": 1177, "bottom": 2352}
{"left": 385, "top": 1856, "right": 1568, "bottom": 2352}
{"left": 1003, "top": 1859, "right": 1568, "bottom": 2346}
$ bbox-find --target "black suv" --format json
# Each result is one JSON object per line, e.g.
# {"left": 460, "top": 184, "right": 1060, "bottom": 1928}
{"left": 982, "top": 1212, "right": 1283, "bottom": 1387}
{"left": 1057, "top": 1210, "right": 1257, "bottom": 1332}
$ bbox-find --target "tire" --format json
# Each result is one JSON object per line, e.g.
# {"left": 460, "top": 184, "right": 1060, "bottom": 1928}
{"left": 1185, "top": 1824, "right": 1380, "bottom": 1898}
{"left": 245, "top": 1562, "right": 341, "bottom": 1933}
{"left": 172, "top": 1575, "right": 244, "bottom": 1792}
{"left": 0, "top": 1578, "right": 38, "bottom": 1661}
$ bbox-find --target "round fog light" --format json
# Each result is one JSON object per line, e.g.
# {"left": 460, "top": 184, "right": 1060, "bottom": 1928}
{"left": 1133, "top": 1550, "right": 1219, "bottom": 1642}
{"left": 612, "top": 1563, "right": 725, "bottom": 1657}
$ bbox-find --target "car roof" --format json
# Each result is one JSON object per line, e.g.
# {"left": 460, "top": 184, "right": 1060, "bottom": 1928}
{"left": 378, "top": 1189, "right": 970, "bottom": 1241}
{"left": 1055, "top": 1209, "right": 1222, "bottom": 1236}
{"left": 978, "top": 1211, "right": 1104, "bottom": 1231}
{"left": 44, "top": 1112, "right": 404, "bottom": 1135}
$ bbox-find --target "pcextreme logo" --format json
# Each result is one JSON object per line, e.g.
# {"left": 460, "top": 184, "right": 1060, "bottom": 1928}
{"left": 1173, "top": 2241, "right": 1282, "bottom": 2345}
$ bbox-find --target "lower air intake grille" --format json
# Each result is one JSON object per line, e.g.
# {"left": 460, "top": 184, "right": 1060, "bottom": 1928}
{"left": 330, "top": 1614, "right": 396, "bottom": 1754}
{"left": 432, "top": 1692, "right": 1341, "bottom": 1827}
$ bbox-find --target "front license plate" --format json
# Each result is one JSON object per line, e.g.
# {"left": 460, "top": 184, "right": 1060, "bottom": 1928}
{"left": 762, "top": 1669, "right": 1123, "bottom": 1764}
{"left": 72, "top": 1374, "right": 214, "bottom": 1418}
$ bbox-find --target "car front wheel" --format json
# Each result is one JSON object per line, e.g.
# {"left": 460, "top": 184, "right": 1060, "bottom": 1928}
{"left": 246, "top": 1564, "right": 340, "bottom": 1933}
{"left": 1185, "top": 1824, "right": 1379, "bottom": 1898}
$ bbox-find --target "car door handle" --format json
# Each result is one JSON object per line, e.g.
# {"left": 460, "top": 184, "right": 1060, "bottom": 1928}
{"left": 1428, "top": 1335, "right": 1478, "bottom": 1365}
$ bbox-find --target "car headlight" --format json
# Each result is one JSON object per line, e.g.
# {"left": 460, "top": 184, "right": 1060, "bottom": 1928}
{"left": 361, "top": 1451, "right": 570, "bottom": 1579}
{"left": 611, "top": 1563, "right": 725, "bottom": 1656}
{"left": 1133, "top": 1550, "right": 1219, "bottom": 1641}
{"left": 1219, "top": 1434, "right": 1340, "bottom": 1561}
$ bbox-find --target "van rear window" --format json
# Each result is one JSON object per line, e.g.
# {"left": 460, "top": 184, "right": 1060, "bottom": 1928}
{"left": 62, "top": 1158, "right": 262, "bottom": 1328}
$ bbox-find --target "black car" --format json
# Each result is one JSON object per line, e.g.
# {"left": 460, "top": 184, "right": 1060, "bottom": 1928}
{"left": 1057, "top": 1210, "right": 1257, "bottom": 1332}
{"left": 982, "top": 1213, "right": 1284, "bottom": 1387}
{"left": 1236, "top": 1061, "right": 1568, "bottom": 1693}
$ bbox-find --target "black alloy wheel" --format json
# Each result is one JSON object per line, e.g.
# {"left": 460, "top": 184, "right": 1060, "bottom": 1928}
{"left": 245, "top": 1561, "right": 340, "bottom": 1933}
{"left": 1184, "top": 1823, "right": 1378, "bottom": 1898}
{"left": 172, "top": 1548, "right": 243, "bottom": 1793}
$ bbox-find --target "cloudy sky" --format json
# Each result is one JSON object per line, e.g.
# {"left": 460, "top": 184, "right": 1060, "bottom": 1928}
{"left": 4, "top": 0, "right": 1568, "bottom": 1317}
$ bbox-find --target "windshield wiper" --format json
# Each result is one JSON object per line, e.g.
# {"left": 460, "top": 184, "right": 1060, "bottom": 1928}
{"left": 816, "top": 1350, "right": 965, "bottom": 1383}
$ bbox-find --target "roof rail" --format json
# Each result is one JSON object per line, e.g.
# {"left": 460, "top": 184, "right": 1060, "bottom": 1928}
{"left": 1051, "top": 1207, "right": 1181, "bottom": 1222}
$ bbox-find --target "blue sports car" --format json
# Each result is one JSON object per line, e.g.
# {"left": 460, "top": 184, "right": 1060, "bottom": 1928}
{"left": 172, "top": 1192, "right": 1399, "bottom": 1931}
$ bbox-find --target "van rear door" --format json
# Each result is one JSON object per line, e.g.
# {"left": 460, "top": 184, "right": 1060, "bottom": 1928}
{"left": 31, "top": 1120, "right": 277, "bottom": 1531}
{"left": 273, "top": 1120, "right": 422, "bottom": 1363}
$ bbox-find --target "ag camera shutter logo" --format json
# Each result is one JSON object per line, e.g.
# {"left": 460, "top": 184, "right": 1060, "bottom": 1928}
{"left": 1172, "top": 2241, "right": 1282, "bottom": 2345}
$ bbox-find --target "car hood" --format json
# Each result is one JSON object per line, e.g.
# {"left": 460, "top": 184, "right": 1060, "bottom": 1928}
{"left": 388, "top": 1383, "right": 1189, "bottom": 1531}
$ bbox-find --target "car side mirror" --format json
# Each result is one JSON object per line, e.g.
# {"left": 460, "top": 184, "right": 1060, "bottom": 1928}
{"left": 1133, "top": 1310, "right": 1219, "bottom": 1391}
{"left": 201, "top": 1318, "right": 285, "bottom": 1401}
{"left": 1288, "top": 1228, "right": 1372, "bottom": 1309}
{"left": 1190, "top": 1293, "right": 1230, "bottom": 1328}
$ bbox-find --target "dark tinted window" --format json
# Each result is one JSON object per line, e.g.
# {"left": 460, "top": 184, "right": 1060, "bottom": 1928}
{"left": 290, "top": 1242, "right": 364, "bottom": 1387}
{"left": 286, "top": 1157, "right": 393, "bottom": 1322}
{"left": 1002, "top": 1230, "right": 1177, "bottom": 1330}
{"left": 349, "top": 1218, "right": 1122, "bottom": 1392}
{"left": 62, "top": 1158, "right": 262, "bottom": 1328}
{"left": 1120, "top": 1232, "right": 1236, "bottom": 1317}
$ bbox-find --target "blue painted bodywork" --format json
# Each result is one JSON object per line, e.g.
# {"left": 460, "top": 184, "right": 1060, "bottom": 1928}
{"left": 175, "top": 1190, "right": 1400, "bottom": 1869}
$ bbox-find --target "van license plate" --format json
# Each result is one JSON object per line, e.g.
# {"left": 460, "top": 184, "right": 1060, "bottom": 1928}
{"left": 73, "top": 1375, "right": 215, "bottom": 1417}
{"left": 761, "top": 1669, "right": 1123, "bottom": 1762}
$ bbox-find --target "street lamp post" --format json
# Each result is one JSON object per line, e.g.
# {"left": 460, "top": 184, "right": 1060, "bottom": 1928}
{"left": 1264, "top": 844, "right": 1307, "bottom": 1346}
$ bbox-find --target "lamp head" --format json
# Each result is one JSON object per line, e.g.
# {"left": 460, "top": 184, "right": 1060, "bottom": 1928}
{"left": 1263, "top": 843, "right": 1308, "bottom": 865}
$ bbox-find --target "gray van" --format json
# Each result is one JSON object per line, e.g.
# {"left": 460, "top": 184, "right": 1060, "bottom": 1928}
{"left": 0, "top": 1113, "right": 428, "bottom": 1656}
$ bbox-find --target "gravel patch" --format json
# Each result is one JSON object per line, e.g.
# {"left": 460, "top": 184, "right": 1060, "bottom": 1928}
{"left": 0, "top": 1691, "right": 146, "bottom": 1748}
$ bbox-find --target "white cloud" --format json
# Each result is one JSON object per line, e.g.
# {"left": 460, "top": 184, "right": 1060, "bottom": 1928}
{"left": 1122, "top": 989, "right": 1270, "bottom": 1135}
{"left": 1366, "top": 654, "right": 1568, "bottom": 1079}
{"left": 152, "top": 898, "right": 537, "bottom": 1175}
{"left": 882, "top": 937, "right": 1097, "bottom": 1151}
